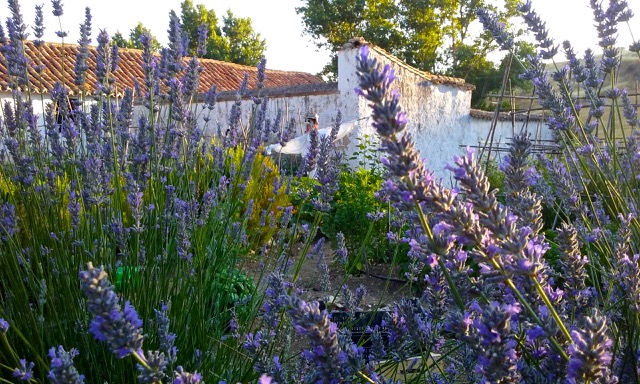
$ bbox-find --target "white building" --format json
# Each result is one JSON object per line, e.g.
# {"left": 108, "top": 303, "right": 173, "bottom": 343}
{"left": 1, "top": 39, "right": 552, "bottom": 180}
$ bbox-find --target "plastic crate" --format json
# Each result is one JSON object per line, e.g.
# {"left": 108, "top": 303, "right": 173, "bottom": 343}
{"left": 329, "top": 310, "right": 389, "bottom": 359}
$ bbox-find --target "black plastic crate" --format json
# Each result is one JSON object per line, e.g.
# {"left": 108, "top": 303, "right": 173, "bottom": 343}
{"left": 329, "top": 310, "right": 390, "bottom": 359}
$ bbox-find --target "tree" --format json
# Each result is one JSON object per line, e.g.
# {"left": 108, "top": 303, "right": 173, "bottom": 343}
{"left": 129, "top": 23, "right": 162, "bottom": 51}
{"left": 296, "top": 0, "right": 405, "bottom": 79}
{"left": 112, "top": 31, "right": 128, "bottom": 48}
{"left": 221, "top": 10, "right": 266, "bottom": 67}
{"left": 178, "top": 0, "right": 266, "bottom": 66}
{"left": 112, "top": 22, "right": 161, "bottom": 52}
{"left": 296, "top": 0, "right": 522, "bottom": 81}
{"left": 452, "top": 41, "right": 536, "bottom": 109}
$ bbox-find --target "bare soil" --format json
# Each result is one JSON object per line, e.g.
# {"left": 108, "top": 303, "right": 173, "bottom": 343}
{"left": 242, "top": 238, "right": 410, "bottom": 310}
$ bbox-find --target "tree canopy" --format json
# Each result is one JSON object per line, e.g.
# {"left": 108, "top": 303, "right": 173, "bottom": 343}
{"left": 178, "top": 0, "right": 266, "bottom": 66}
{"left": 112, "top": 22, "right": 162, "bottom": 52}
{"left": 296, "top": 0, "right": 524, "bottom": 107}
{"left": 113, "top": 2, "right": 267, "bottom": 67}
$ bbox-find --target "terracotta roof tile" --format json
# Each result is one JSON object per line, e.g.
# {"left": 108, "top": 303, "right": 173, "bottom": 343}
{"left": 342, "top": 37, "right": 475, "bottom": 91}
{"left": 0, "top": 41, "right": 325, "bottom": 96}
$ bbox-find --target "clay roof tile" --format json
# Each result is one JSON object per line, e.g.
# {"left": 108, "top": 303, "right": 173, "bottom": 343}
{"left": 0, "top": 41, "right": 324, "bottom": 96}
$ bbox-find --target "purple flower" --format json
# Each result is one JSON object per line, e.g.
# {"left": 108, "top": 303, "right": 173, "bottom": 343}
{"left": 334, "top": 232, "right": 348, "bottom": 267}
{"left": 51, "top": 0, "right": 64, "bottom": 16}
{"left": 566, "top": 310, "right": 617, "bottom": 383}
{"left": 297, "top": 128, "right": 319, "bottom": 177}
{"left": 476, "top": 8, "right": 514, "bottom": 51}
{"left": 164, "top": 11, "right": 185, "bottom": 79}
{"left": 311, "top": 111, "right": 343, "bottom": 211}
{"left": 155, "top": 303, "right": 177, "bottom": 364}
{"left": 173, "top": 366, "right": 202, "bottom": 384}
{"left": 286, "top": 295, "right": 350, "bottom": 382}
{"left": 48, "top": 346, "right": 85, "bottom": 384}
{"left": 0, "top": 202, "right": 18, "bottom": 241}
{"left": 622, "top": 89, "right": 638, "bottom": 128}
{"left": 518, "top": 0, "right": 558, "bottom": 59}
{"left": 182, "top": 57, "right": 202, "bottom": 99}
{"left": 472, "top": 301, "right": 521, "bottom": 383}
{"left": 196, "top": 24, "right": 208, "bottom": 57}
{"left": 33, "top": 4, "right": 45, "bottom": 45}
{"left": 256, "top": 57, "right": 266, "bottom": 90}
{"left": 96, "top": 30, "right": 113, "bottom": 92}
{"left": 137, "top": 350, "right": 167, "bottom": 383}
{"left": 174, "top": 198, "right": 193, "bottom": 264}
{"left": 204, "top": 85, "right": 217, "bottom": 110}
{"left": 310, "top": 237, "right": 331, "bottom": 291}
{"left": 13, "top": 359, "right": 34, "bottom": 381}
{"left": 79, "top": 263, "right": 145, "bottom": 358}
{"left": 74, "top": 9, "right": 92, "bottom": 85}
{"left": 0, "top": 318, "right": 9, "bottom": 333}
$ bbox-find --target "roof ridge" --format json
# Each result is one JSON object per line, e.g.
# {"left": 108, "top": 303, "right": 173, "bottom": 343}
{"left": 341, "top": 37, "right": 472, "bottom": 90}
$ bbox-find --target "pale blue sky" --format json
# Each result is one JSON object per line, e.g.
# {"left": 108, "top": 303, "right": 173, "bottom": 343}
{"left": 13, "top": 0, "right": 640, "bottom": 75}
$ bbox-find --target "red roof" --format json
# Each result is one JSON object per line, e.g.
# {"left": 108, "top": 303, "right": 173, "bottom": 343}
{"left": 0, "top": 41, "right": 325, "bottom": 96}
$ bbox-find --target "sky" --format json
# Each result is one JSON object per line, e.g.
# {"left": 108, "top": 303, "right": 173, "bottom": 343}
{"left": 12, "top": 0, "right": 640, "bottom": 75}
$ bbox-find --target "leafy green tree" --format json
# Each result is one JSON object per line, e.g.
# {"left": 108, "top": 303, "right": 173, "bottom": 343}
{"left": 296, "top": 0, "right": 405, "bottom": 79}
{"left": 178, "top": 0, "right": 266, "bottom": 66}
{"left": 111, "top": 22, "right": 161, "bottom": 52}
{"left": 112, "top": 31, "right": 128, "bottom": 48}
{"left": 221, "top": 10, "right": 266, "bottom": 67}
{"left": 129, "top": 23, "right": 162, "bottom": 51}
{"left": 452, "top": 41, "right": 536, "bottom": 109}
{"left": 296, "top": 0, "right": 523, "bottom": 82}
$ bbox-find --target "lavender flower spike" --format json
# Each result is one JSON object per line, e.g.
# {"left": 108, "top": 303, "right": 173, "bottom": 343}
{"left": 13, "top": 359, "right": 35, "bottom": 381}
{"left": 173, "top": 366, "right": 203, "bottom": 384}
{"left": 0, "top": 318, "right": 9, "bottom": 333}
{"left": 566, "top": 310, "right": 618, "bottom": 384}
{"left": 476, "top": 8, "right": 514, "bottom": 51}
{"left": 48, "top": 346, "right": 85, "bottom": 384}
{"left": 79, "top": 262, "right": 144, "bottom": 358}
{"left": 51, "top": 0, "right": 64, "bottom": 16}
{"left": 287, "top": 295, "right": 350, "bottom": 382}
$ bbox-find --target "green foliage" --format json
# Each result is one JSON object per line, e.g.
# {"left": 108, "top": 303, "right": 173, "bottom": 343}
{"left": 220, "top": 10, "right": 267, "bottom": 67}
{"left": 348, "top": 134, "right": 384, "bottom": 175}
{"left": 484, "top": 158, "right": 506, "bottom": 192}
{"left": 112, "top": 22, "right": 162, "bottom": 51}
{"left": 226, "top": 146, "right": 291, "bottom": 249}
{"left": 321, "top": 169, "right": 390, "bottom": 270}
{"left": 179, "top": 0, "right": 266, "bottom": 65}
{"left": 207, "top": 268, "right": 256, "bottom": 328}
{"left": 296, "top": 0, "right": 522, "bottom": 74}
{"left": 289, "top": 176, "right": 321, "bottom": 224}
{"left": 451, "top": 40, "right": 536, "bottom": 109}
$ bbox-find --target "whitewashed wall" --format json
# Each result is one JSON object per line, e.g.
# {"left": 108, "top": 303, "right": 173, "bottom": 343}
{"left": 465, "top": 115, "right": 554, "bottom": 155}
{"left": 337, "top": 45, "right": 477, "bottom": 181}
{"left": 336, "top": 44, "right": 553, "bottom": 183}
{"left": 202, "top": 92, "right": 345, "bottom": 138}
{"left": 1, "top": 92, "right": 54, "bottom": 130}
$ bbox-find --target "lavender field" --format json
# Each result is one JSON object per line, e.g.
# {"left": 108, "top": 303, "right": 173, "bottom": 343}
{"left": 1, "top": 0, "right": 640, "bottom": 383}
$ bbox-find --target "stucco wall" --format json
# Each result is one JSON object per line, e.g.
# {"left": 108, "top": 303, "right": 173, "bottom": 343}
{"left": 2, "top": 93, "right": 54, "bottom": 128}
{"left": 203, "top": 92, "right": 345, "bottom": 138}
{"left": 335, "top": 44, "right": 553, "bottom": 183}
{"left": 131, "top": 89, "right": 365, "bottom": 143}
{"left": 337, "top": 45, "right": 477, "bottom": 181}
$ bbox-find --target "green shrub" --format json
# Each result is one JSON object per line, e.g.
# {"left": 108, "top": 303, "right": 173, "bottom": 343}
{"left": 321, "top": 169, "right": 391, "bottom": 270}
